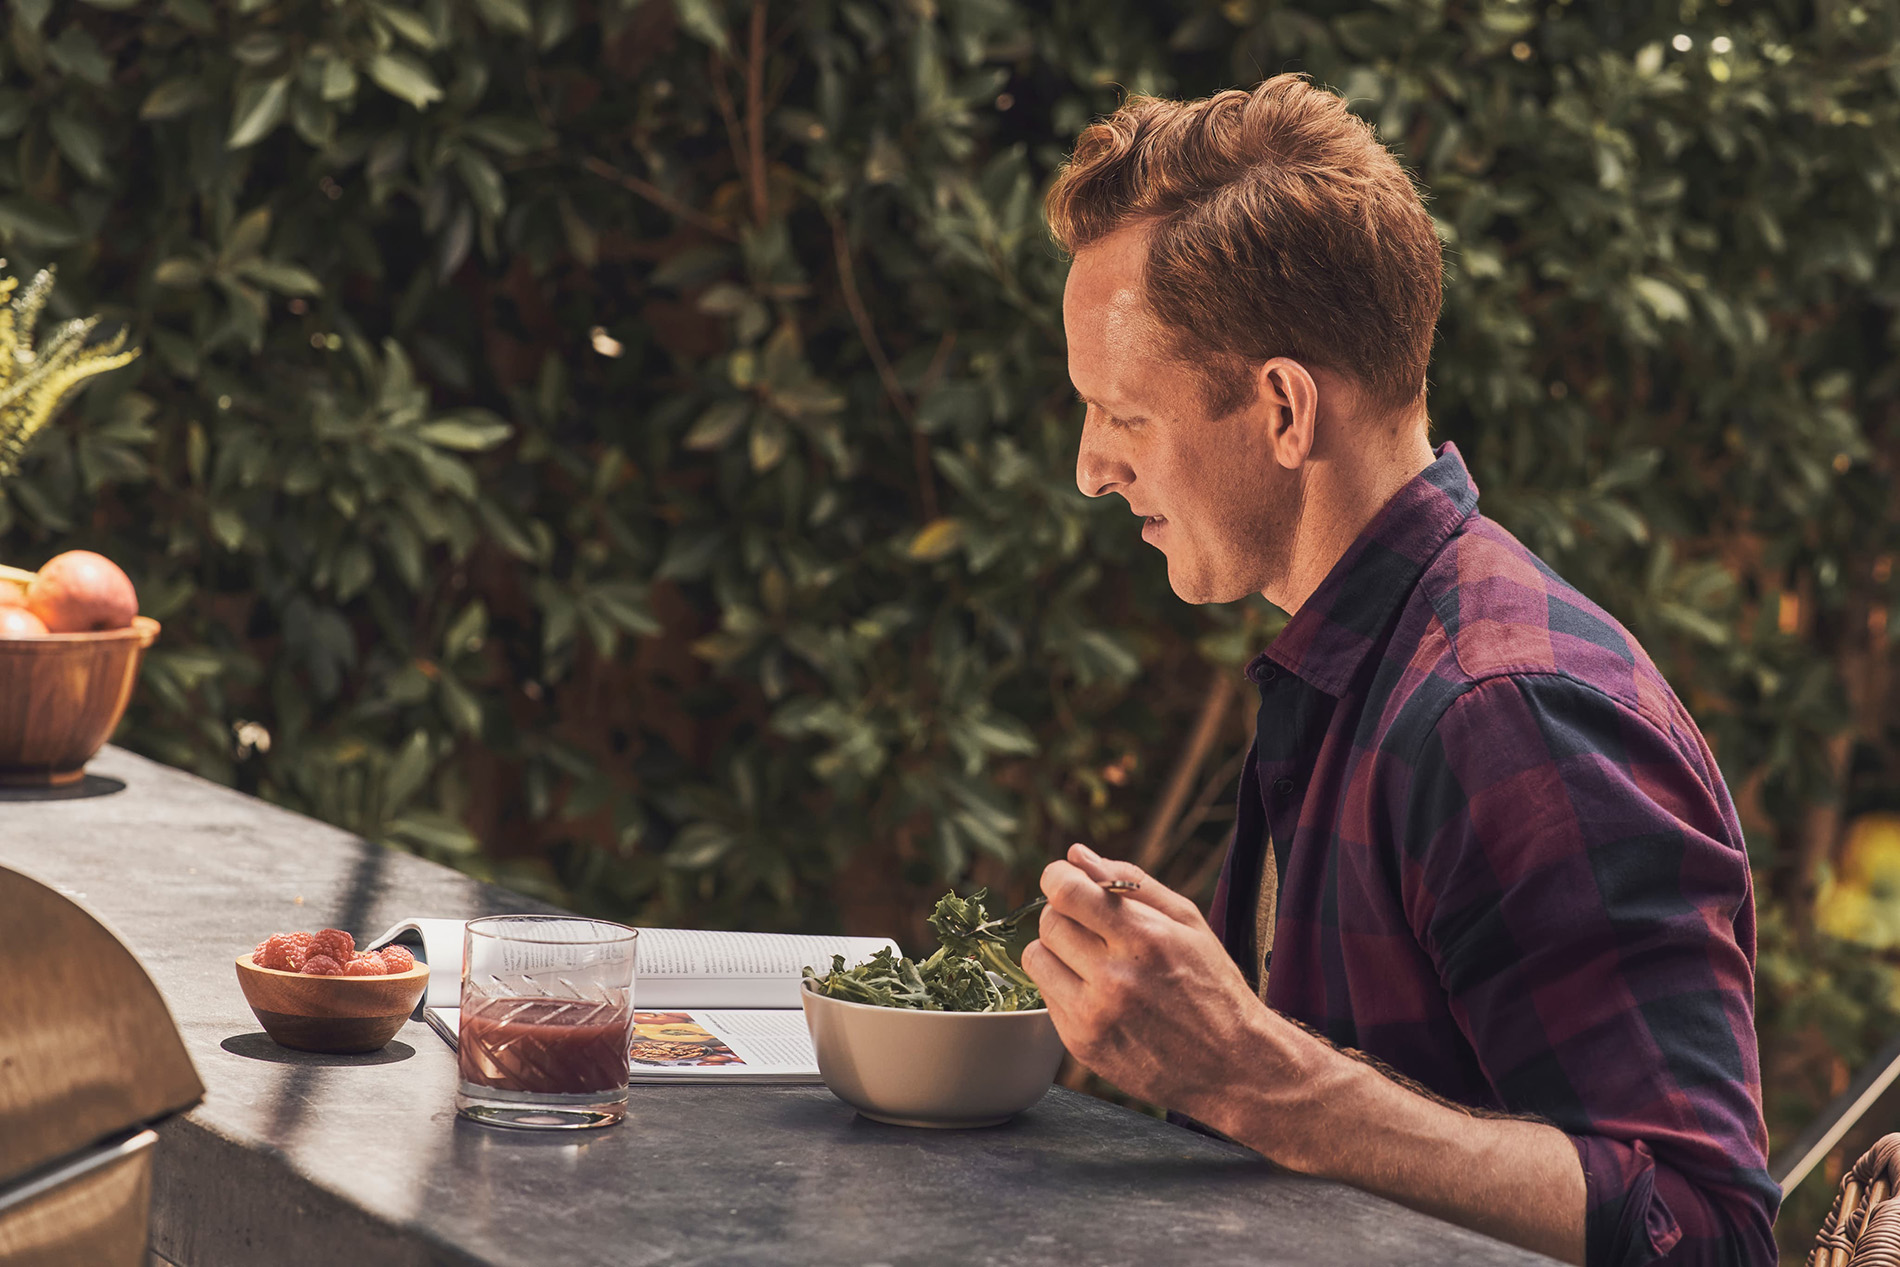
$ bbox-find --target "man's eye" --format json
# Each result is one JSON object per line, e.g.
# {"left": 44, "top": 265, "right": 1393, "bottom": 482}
{"left": 1078, "top": 399, "right": 1142, "bottom": 431}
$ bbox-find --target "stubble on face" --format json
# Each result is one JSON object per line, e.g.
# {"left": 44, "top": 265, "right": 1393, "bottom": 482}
{"left": 1179, "top": 408, "right": 1305, "bottom": 605}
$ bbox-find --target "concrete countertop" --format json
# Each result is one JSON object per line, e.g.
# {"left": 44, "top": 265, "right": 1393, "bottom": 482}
{"left": 0, "top": 746, "right": 1555, "bottom": 1267}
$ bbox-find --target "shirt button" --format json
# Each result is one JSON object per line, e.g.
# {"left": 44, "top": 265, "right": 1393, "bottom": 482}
{"left": 1271, "top": 777, "right": 1296, "bottom": 796}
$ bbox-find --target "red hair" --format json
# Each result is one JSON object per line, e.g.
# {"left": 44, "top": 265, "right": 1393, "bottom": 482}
{"left": 1046, "top": 75, "right": 1442, "bottom": 415}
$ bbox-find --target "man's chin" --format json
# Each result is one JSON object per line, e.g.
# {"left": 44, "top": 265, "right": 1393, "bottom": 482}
{"left": 1164, "top": 559, "right": 1255, "bottom": 606}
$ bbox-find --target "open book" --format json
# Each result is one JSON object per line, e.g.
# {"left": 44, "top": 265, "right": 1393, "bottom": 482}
{"left": 366, "top": 918, "right": 895, "bottom": 1084}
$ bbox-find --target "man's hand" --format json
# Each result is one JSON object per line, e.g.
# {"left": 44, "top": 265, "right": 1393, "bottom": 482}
{"left": 1022, "top": 842, "right": 1587, "bottom": 1266}
{"left": 1021, "top": 842, "right": 1293, "bottom": 1115}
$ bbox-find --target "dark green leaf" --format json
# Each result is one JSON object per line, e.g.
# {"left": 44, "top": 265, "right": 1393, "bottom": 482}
{"left": 49, "top": 111, "right": 107, "bottom": 183}
{"left": 368, "top": 52, "right": 443, "bottom": 110}
{"left": 238, "top": 259, "right": 324, "bottom": 296}
{"left": 227, "top": 76, "right": 291, "bottom": 149}
{"left": 371, "top": 3, "right": 437, "bottom": 48}
{"left": 0, "top": 197, "right": 81, "bottom": 247}
{"left": 141, "top": 78, "right": 208, "bottom": 121}
{"left": 418, "top": 413, "right": 512, "bottom": 451}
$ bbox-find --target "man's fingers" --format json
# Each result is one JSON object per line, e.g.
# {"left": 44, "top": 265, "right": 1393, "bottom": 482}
{"left": 1041, "top": 858, "right": 1122, "bottom": 931}
{"left": 1062, "top": 843, "right": 1207, "bottom": 928}
{"left": 1066, "top": 841, "right": 1144, "bottom": 885}
{"left": 1036, "top": 906, "right": 1109, "bottom": 979}
{"left": 1021, "top": 937, "right": 1084, "bottom": 998}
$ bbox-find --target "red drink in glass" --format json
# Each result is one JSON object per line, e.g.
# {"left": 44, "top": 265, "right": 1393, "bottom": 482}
{"left": 454, "top": 917, "right": 639, "bottom": 1130}
{"left": 459, "top": 998, "right": 633, "bottom": 1094}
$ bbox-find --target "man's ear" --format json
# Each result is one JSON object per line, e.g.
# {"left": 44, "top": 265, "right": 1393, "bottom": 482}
{"left": 1256, "top": 357, "right": 1319, "bottom": 471}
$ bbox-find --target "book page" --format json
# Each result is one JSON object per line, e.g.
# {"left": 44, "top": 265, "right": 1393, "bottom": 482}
{"left": 366, "top": 918, "right": 472, "bottom": 1010}
{"left": 696, "top": 1010, "right": 818, "bottom": 1070}
{"left": 632, "top": 930, "right": 895, "bottom": 1010}
{"left": 627, "top": 1009, "right": 819, "bottom": 1081}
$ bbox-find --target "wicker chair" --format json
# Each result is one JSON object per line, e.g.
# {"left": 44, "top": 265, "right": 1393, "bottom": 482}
{"left": 1812, "top": 1134, "right": 1900, "bottom": 1267}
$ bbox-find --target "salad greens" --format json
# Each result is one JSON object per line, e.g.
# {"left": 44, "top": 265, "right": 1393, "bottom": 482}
{"left": 803, "top": 888, "right": 1044, "bottom": 1012}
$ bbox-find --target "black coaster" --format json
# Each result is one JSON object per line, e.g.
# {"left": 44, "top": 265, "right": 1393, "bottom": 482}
{"left": 0, "top": 775, "right": 128, "bottom": 801}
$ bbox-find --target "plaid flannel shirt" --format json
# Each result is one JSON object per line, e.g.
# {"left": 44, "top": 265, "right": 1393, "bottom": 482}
{"left": 1207, "top": 444, "right": 1778, "bottom": 1266}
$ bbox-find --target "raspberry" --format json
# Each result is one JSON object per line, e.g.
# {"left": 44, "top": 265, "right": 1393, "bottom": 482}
{"left": 310, "top": 928, "right": 354, "bottom": 962}
{"left": 258, "top": 934, "right": 292, "bottom": 970}
{"left": 377, "top": 945, "right": 416, "bottom": 973}
{"left": 283, "top": 933, "right": 314, "bottom": 969}
{"left": 343, "top": 955, "right": 387, "bottom": 976}
{"left": 260, "top": 932, "right": 314, "bottom": 972}
{"left": 301, "top": 955, "right": 344, "bottom": 976}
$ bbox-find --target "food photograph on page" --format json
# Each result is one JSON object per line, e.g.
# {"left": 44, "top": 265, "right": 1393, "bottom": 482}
{"left": 6, "top": 2, "right": 1896, "bottom": 1266}
{"left": 628, "top": 1014, "right": 745, "bottom": 1070}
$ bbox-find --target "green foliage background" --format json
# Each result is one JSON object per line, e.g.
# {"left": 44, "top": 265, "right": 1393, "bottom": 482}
{"left": 6, "top": 0, "right": 1899, "bottom": 1247}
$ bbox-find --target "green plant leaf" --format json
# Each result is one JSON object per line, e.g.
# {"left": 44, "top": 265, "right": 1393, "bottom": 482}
{"left": 667, "top": 821, "right": 737, "bottom": 869}
{"left": 673, "top": 0, "right": 730, "bottom": 52}
{"left": 683, "top": 400, "right": 750, "bottom": 450}
{"left": 47, "top": 27, "right": 112, "bottom": 84}
{"left": 473, "top": 0, "right": 533, "bottom": 35}
{"left": 238, "top": 259, "right": 324, "bottom": 296}
{"left": 0, "top": 197, "right": 82, "bottom": 247}
{"left": 453, "top": 148, "right": 507, "bottom": 220}
{"left": 1632, "top": 276, "right": 1690, "bottom": 323}
{"left": 320, "top": 57, "right": 360, "bottom": 102}
{"left": 227, "top": 76, "right": 291, "bottom": 149}
{"left": 141, "top": 78, "right": 208, "bottom": 121}
{"left": 371, "top": 3, "right": 437, "bottom": 49}
{"left": 418, "top": 413, "right": 513, "bottom": 451}
{"left": 462, "top": 115, "right": 551, "bottom": 156}
{"left": 49, "top": 111, "right": 108, "bottom": 183}
{"left": 382, "top": 730, "right": 435, "bottom": 815}
{"left": 224, "top": 206, "right": 272, "bottom": 261}
{"left": 368, "top": 53, "right": 443, "bottom": 110}
{"left": 152, "top": 258, "right": 205, "bottom": 287}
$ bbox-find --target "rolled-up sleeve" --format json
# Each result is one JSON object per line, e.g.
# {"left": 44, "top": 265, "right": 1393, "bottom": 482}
{"left": 1402, "top": 674, "right": 1779, "bottom": 1267}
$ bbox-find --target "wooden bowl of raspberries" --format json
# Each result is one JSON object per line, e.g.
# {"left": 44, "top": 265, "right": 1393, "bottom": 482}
{"left": 237, "top": 928, "right": 430, "bottom": 1054}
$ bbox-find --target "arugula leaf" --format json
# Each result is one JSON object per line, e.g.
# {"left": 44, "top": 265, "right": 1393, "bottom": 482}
{"left": 804, "top": 889, "right": 1043, "bottom": 1012}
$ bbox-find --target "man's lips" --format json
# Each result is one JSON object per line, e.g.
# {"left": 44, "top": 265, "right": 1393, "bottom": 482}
{"left": 1138, "top": 513, "right": 1167, "bottom": 543}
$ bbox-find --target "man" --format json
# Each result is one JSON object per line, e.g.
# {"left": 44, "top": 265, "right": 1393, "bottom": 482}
{"left": 1020, "top": 76, "right": 1778, "bottom": 1267}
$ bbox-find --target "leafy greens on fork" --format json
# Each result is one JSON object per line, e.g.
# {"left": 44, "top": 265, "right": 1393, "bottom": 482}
{"left": 803, "top": 888, "right": 1043, "bottom": 1012}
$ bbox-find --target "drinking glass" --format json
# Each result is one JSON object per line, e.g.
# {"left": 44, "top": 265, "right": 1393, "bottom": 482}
{"left": 455, "top": 916, "right": 638, "bottom": 1130}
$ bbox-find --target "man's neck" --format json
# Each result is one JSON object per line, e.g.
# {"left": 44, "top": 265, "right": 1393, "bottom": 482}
{"left": 1267, "top": 422, "right": 1436, "bottom": 616}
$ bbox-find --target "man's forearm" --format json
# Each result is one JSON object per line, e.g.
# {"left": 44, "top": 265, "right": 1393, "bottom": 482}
{"left": 1191, "top": 1012, "right": 1587, "bottom": 1265}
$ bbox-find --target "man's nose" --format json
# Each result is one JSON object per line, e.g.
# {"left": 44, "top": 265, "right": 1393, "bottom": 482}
{"left": 1075, "top": 411, "right": 1127, "bottom": 499}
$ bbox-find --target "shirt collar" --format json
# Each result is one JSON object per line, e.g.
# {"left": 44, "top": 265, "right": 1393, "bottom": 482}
{"left": 1251, "top": 441, "right": 1481, "bottom": 698}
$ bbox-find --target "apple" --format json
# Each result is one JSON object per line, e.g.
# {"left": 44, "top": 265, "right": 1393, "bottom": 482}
{"left": 0, "top": 579, "right": 24, "bottom": 608}
{"left": 0, "top": 606, "right": 49, "bottom": 637}
{"left": 26, "top": 551, "right": 139, "bottom": 633}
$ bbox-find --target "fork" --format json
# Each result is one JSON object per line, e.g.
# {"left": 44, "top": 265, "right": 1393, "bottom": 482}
{"left": 995, "top": 879, "right": 1142, "bottom": 931}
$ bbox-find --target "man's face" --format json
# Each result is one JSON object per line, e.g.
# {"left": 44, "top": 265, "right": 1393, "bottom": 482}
{"left": 1064, "top": 225, "right": 1302, "bottom": 605}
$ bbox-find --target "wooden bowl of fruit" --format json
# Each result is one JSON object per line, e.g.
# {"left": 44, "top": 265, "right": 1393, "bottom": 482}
{"left": 237, "top": 930, "right": 430, "bottom": 1054}
{"left": 0, "top": 552, "right": 158, "bottom": 787}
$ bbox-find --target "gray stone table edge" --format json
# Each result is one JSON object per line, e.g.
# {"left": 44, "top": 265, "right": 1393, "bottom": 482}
{"left": 0, "top": 746, "right": 1559, "bottom": 1267}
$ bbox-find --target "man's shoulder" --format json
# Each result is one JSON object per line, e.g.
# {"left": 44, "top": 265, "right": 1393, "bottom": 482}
{"left": 1390, "top": 515, "right": 1683, "bottom": 738}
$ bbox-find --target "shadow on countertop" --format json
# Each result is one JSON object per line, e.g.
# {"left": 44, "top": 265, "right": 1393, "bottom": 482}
{"left": 221, "top": 1033, "right": 416, "bottom": 1067}
{"left": 0, "top": 774, "right": 127, "bottom": 801}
